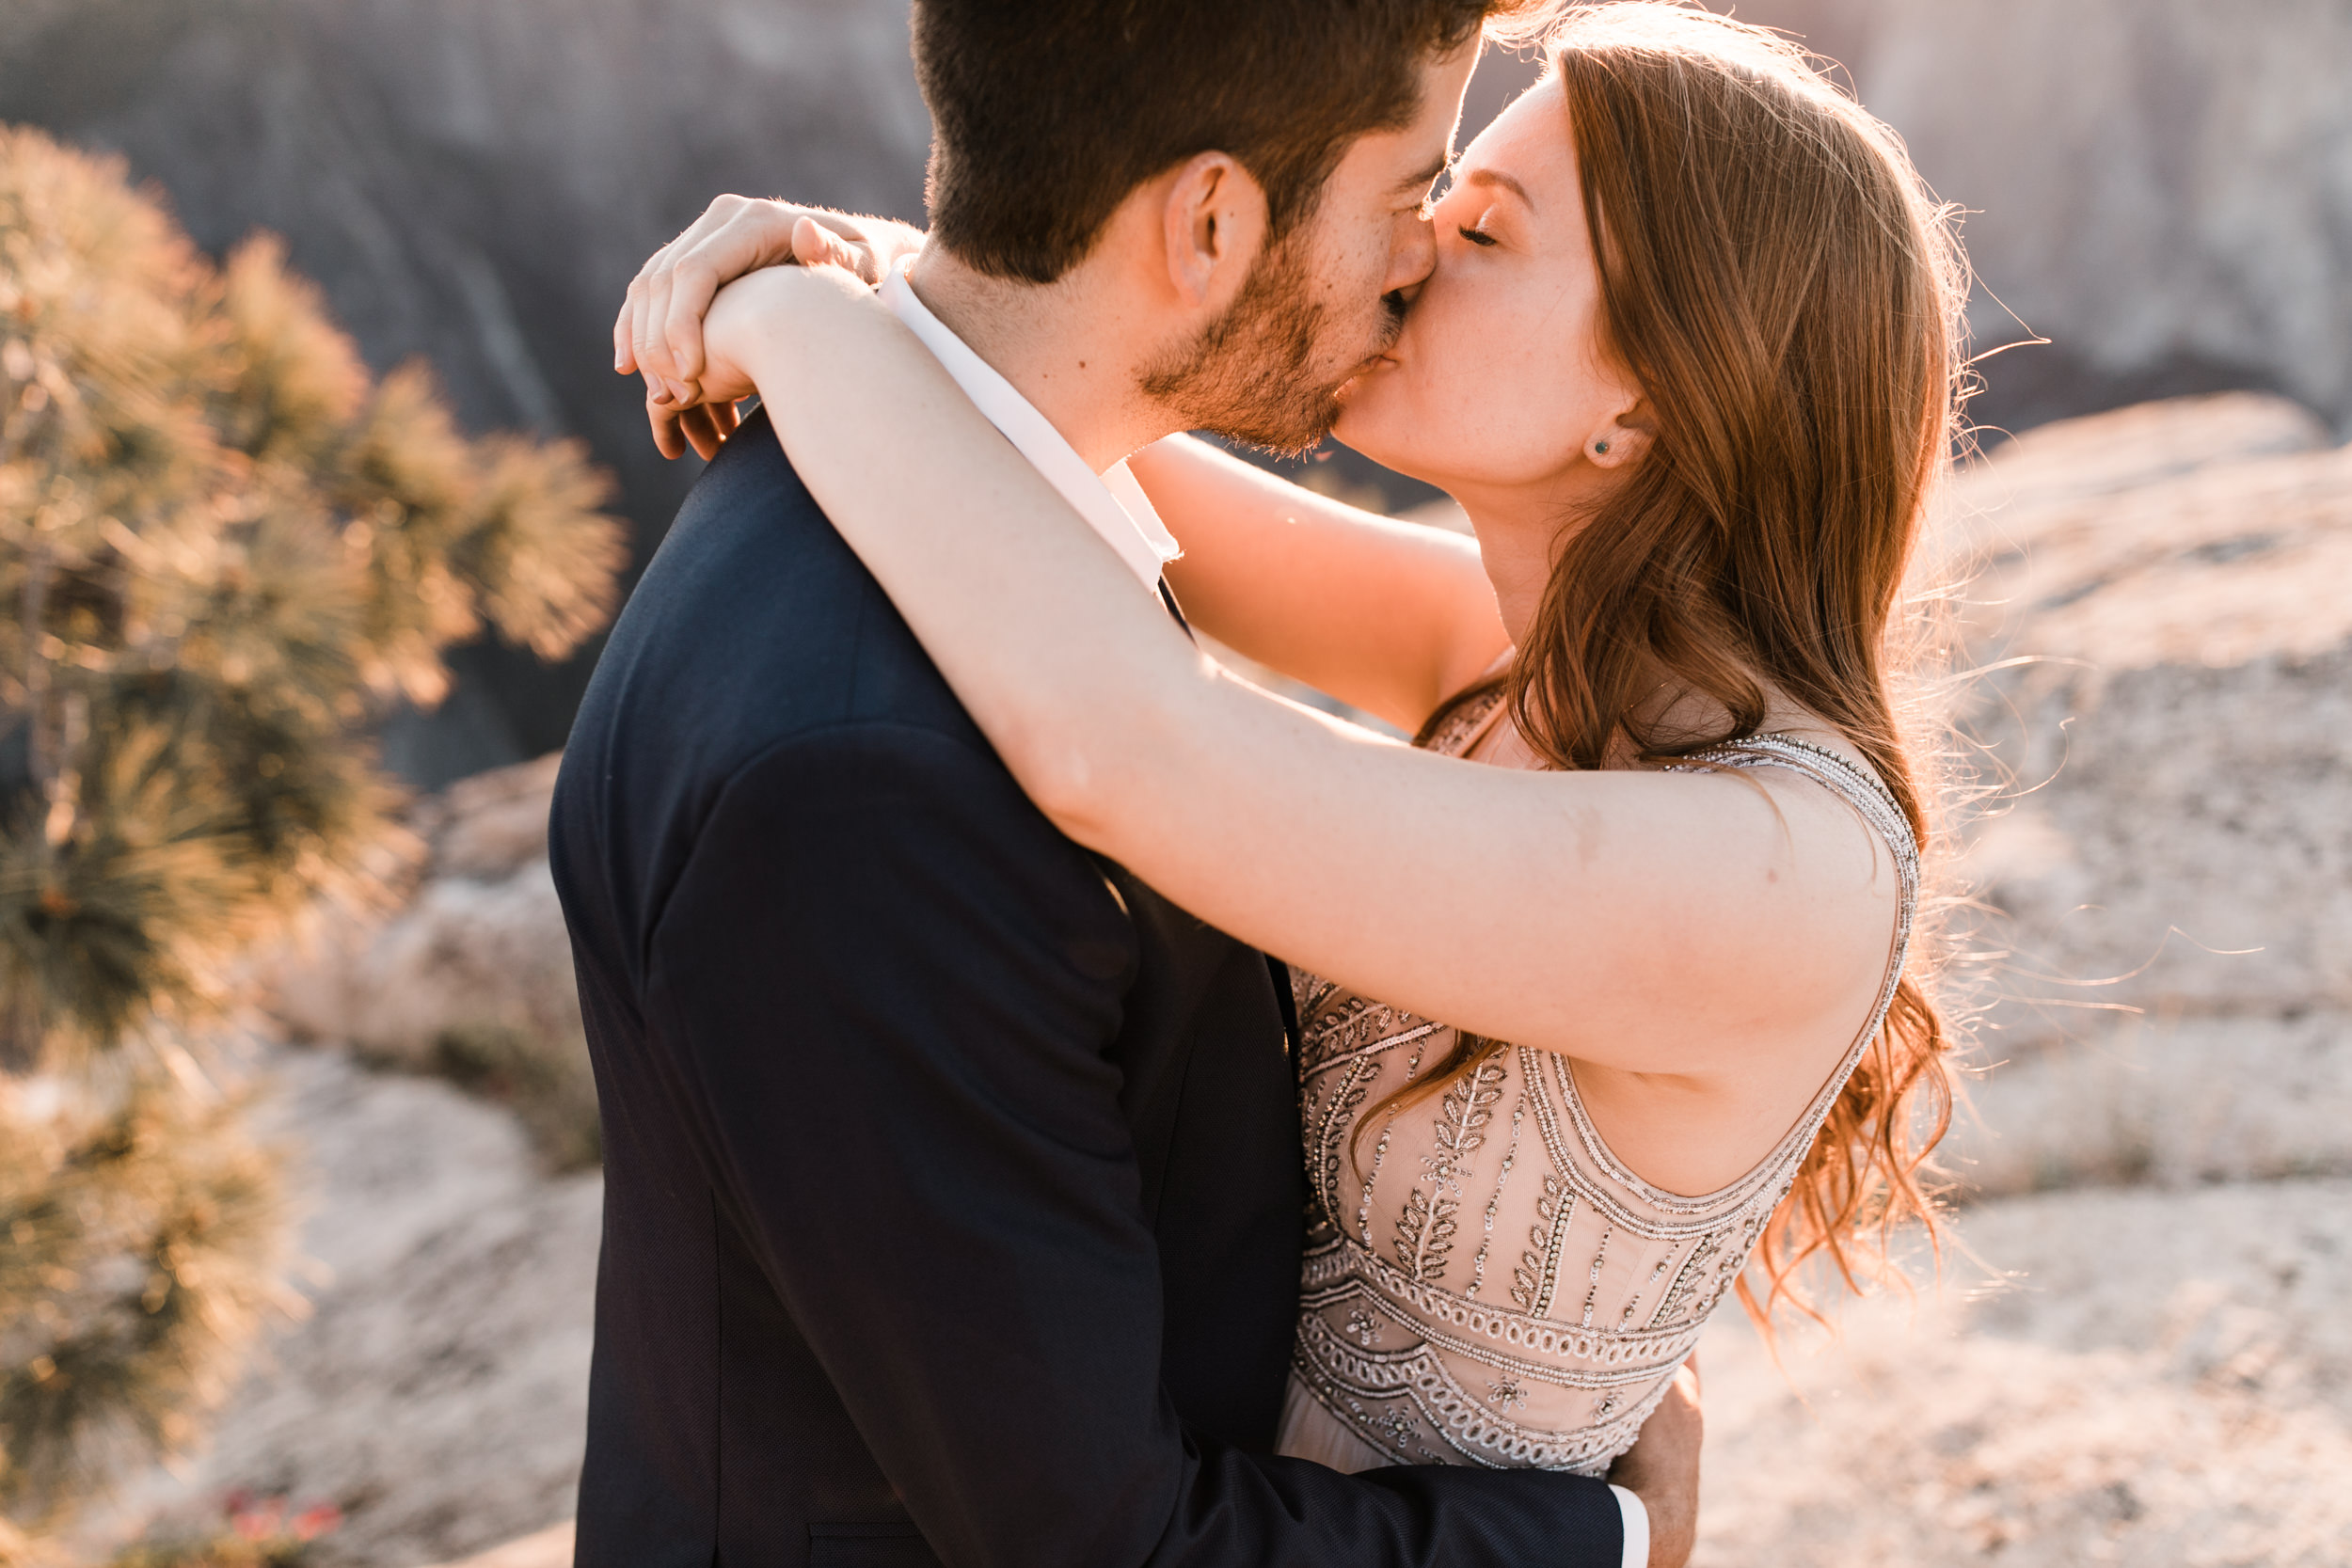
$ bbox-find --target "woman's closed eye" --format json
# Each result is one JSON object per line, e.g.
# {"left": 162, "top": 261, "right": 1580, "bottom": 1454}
{"left": 1446, "top": 198, "right": 1506, "bottom": 248}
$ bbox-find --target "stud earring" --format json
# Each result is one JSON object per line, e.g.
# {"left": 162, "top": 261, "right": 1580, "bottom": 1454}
{"left": 1594, "top": 440, "right": 1612, "bottom": 454}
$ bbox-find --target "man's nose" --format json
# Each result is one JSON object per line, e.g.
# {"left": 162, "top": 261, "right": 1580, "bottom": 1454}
{"left": 1384, "top": 212, "right": 1438, "bottom": 297}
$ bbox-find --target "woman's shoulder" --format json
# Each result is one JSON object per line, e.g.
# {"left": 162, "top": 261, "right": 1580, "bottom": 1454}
{"left": 1675, "top": 728, "right": 1914, "bottom": 856}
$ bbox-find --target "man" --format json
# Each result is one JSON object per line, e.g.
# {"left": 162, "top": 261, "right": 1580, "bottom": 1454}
{"left": 556, "top": 3, "right": 1700, "bottom": 1565}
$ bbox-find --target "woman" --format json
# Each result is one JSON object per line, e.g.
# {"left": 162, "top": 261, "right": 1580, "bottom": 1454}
{"left": 645, "top": 4, "right": 1961, "bottom": 1477}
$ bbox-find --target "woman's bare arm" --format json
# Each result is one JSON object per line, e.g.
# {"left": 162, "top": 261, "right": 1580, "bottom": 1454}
{"left": 1138, "top": 436, "right": 1510, "bottom": 732}
{"left": 611, "top": 196, "right": 1507, "bottom": 729}
{"left": 703, "top": 266, "right": 1900, "bottom": 1080}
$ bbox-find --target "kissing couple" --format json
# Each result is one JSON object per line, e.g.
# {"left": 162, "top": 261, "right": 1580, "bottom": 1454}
{"left": 552, "top": 2, "right": 1963, "bottom": 1564}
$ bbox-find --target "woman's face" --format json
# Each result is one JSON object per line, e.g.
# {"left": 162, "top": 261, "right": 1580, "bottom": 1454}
{"left": 1331, "top": 77, "right": 1641, "bottom": 499}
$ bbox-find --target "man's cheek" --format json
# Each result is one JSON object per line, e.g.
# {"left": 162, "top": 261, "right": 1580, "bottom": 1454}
{"left": 1341, "top": 244, "right": 1390, "bottom": 308}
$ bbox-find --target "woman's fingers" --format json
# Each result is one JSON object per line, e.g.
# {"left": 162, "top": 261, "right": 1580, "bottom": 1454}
{"left": 647, "top": 393, "right": 742, "bottom": 463}
{"left": 660, "top": 201, "right": 836, "bottom": 385}
{"left": 679, "top": 401, "right": 739, "bottom": 462}
{"left": 615, "top": 248, "right": 661, "bottom": 374}
{"left": 620, "top": 198, "right": 898, "bottom": 389}
{"left": 622, "top": 197, "right": 911, "bottom": 446}
{"left": 639, "top": 257, "right": 683, "bottom": 398}
{"left": 647, "top": 390, "right": 689, "bottom": 460}
{"left": 628, "top": 202, "right": 755, "bottom": 396}
{"left": 660, "top": 253, "right": 723, "bottom": 390}
{"left": 791, "top": 216, "right": 868, "bottom": 277}
{"left": 678, "top": 404, "right": 716, "bottom": 461}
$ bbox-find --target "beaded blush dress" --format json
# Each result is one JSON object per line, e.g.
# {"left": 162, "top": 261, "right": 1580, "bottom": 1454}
{"left": 1275, "top": 687, "right": 1917, "bottom": 1477}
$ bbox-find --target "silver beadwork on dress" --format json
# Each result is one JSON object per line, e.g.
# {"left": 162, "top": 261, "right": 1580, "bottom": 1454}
{"left": 1276, "top": 690, "right": 1920, "bottom": 1476}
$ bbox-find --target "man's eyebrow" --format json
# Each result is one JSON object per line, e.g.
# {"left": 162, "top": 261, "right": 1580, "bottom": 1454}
{"left": 1463, "top": 166, "right": 1534, "bottom": 209}
{"left": 1395, "top": 151, "right": 1454, "bottom": 195}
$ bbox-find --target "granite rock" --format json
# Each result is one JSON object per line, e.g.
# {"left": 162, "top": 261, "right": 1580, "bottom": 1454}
{"left": 1694, "top": 1180, "right": 2352, "bottom": 1567}
{"left": 1924, "top": 395, "right": 2352, "bottom": 1196}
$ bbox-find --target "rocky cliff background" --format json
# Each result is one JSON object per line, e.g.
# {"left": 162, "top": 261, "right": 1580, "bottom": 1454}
{"left": 10, "top": 3, "right": 2350, "bottom": 1563}
{"left": 0, "top": 0, "right": 933, "bottom": 781}
{"left": 1729, "top": 0, "right": 2352, "bottom": 436}
{"left": 8, "top": 0, "right": 2349, "bottom": 778}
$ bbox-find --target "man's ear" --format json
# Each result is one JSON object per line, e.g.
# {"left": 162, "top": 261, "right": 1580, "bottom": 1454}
{"left": 1160, "top": 152, "right": 1268, "bottom": 310}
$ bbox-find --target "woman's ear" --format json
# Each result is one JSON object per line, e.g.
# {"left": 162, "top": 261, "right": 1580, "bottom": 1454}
{"left": 1586, "top": 396, "right": 1657, "bottom": 469}
{"left": 1161, "top": 152, "right": 1269, "bottom": 310}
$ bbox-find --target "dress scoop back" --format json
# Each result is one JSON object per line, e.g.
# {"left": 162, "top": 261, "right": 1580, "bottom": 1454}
{"left": 1276, "top": 687, "right": 1919, "bottom": 1476}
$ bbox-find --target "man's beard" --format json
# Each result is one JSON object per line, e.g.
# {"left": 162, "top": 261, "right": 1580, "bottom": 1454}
{"left": 1140, "top": 233, "right": 1404, "bottom": 458}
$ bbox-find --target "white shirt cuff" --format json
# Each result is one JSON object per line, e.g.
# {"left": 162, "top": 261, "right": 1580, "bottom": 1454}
{"left": 1609, "top": 1483, "right": 1649, "bottom": 1568}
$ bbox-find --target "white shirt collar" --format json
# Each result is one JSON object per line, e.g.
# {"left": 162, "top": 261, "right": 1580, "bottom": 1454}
{"left": 880, "top": 257, "right": 1180, "bottom": 593}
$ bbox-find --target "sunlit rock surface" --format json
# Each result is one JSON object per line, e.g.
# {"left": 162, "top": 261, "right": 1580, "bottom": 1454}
{"left": 262, "top": 752, "right": 602, "bottom": 1169}
{"left": 1934, "top": 394, "right": 2352, "bottom": 1195}
{"left": 1743, "top": 0, "right": 2352, "bottom": 435}
{"left": 1694, "top": 1180, "right": 2352, "bottom": 1567}
{"left": 271, "top": 754, "right": 580, "bottom": 1074}
{"left": 91, "top": 1051, "right": 600, "bottom": 1568}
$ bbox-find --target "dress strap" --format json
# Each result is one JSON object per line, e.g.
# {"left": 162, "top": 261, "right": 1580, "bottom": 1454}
{"left": 1668, "top": 734, "right": 1918, "bottom": 902}
{"left": 1423, "top": 684, "right": 1513, "bottom": 759}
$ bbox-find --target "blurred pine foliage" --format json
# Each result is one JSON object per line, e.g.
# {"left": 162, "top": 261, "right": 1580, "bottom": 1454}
{"left": 0, "top": 1090, "right": 288, "bottom": 1528}
{"left": 0, "top": 124, "right": 626, "bottom": 1537}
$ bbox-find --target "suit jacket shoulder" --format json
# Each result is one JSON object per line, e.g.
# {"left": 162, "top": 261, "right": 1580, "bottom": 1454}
{"left": 553, "top": 406, "right": 1025, "bottom": 989}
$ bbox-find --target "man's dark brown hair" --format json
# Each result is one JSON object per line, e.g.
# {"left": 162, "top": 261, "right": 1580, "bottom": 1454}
{"left": 914, "top": 0, "right": 1535, "bottom": 283}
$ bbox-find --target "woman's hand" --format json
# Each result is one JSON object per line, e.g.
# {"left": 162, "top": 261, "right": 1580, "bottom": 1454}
{"left": 616, "top": 196, "right": 927, "bottom": 458}
{"left": 632, "top": 259, "right": 875, "bottom": 462}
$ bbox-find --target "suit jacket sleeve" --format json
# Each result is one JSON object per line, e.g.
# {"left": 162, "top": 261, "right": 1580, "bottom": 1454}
{"left": 644, "top": 721, "right": 1625, "bottom": 1568}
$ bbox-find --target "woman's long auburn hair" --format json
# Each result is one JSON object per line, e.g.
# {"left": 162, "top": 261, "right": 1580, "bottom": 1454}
{"left": 1388, "top": 3, "right": 1970, "bottom": 1329}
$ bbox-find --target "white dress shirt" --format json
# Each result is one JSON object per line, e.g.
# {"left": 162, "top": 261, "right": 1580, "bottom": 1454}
{"left": 877, "top": 255, "right": 1651, "bottom": 1568}
{"left": 880, "top": 258, "right": 1179, "bottom": 593}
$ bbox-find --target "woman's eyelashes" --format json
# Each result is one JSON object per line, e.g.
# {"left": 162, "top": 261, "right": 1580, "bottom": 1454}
{"left": 1448, "top": 199, "right": 1506, "bottom": 248}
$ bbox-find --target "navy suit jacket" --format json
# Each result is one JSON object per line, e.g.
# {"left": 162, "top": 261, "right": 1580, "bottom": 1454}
{"left": 549, "top": 408, "right": 1625, "bottom": 1567}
